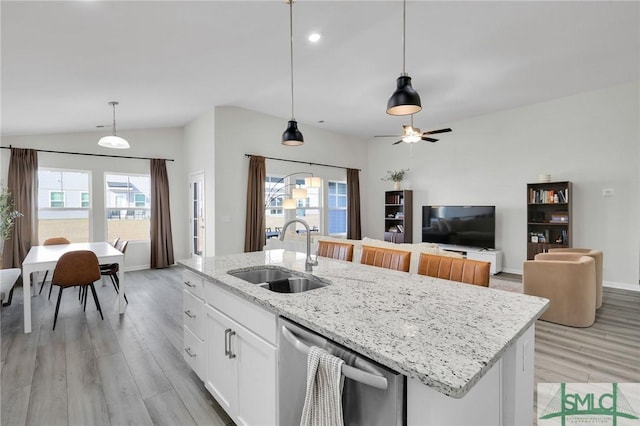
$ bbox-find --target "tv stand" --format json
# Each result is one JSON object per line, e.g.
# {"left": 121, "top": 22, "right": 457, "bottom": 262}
{"left": 438, "top": 244, "right": 503, "bottom": 275}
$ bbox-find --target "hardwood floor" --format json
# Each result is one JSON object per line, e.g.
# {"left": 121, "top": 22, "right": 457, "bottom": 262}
{"left": 1, "top": 267, "right": 232, "bottom": 426}
{"left": 535, "top": 288, "right": 640, "bottom": 384}
{"left": 2, "top": 268, "right": 638, "bottom": 425}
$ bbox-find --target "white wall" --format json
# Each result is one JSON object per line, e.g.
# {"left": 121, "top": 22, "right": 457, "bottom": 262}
{"left": 0, "top": 127, "right": 187, "bottom": 269}
{"left": 212, "top": 106, "right": 369, "bottom": 256}
{"left": 365, "top": 82, "right": 639, "bottom": 286}
{"left": 183, "top": 108, "right": 216, "bottom": 257}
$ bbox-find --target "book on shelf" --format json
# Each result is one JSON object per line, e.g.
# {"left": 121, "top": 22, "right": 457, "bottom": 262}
{"left": 396, "top": 224, "right": 404, "bottom": 233}
{"left": 529, "top": 187, "right": 569, "bottom": 204}
{"left": 386, "top": 194, "right": 403, "bottom": 204}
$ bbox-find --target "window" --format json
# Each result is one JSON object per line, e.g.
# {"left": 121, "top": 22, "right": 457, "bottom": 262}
{"left": 264, "top": 174, "right": 323, "bottom": 235}
{"left": 105, "top": 173, "right": 151, "bottom": 242}
{"left": 81, "top": 192, "right": 89, "bottom": 208}
{"left": 49, "top": 191, "right": 65, "bottom": 208}
{"left": 265, "top": 175, "right": 285, "bottom": 233}
{"left": 134, "top": 193, "right": 146, "bottom": 207}
{"left": 328, "top": 181, "right": 347, "bottom": 235}
{"left": 293, "top": 178, "right": 321, "bottom": 233}
{"left": 38, "top": 169, "right": 91, "bottom": 243}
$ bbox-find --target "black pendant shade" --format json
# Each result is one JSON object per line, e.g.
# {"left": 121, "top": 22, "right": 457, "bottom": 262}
{"left": 386, "top": 75, "right": 422, "bottom": 116}
{"left": 282, "top": 120, "right": 304, "bottom": 146}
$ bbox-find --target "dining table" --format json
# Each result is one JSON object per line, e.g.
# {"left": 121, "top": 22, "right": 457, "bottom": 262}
{"left": 21, "top": 241, "right": 125, "bottom": 333}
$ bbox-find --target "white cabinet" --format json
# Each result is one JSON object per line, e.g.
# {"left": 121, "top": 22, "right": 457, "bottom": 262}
{"left": 466, "top": 249, "right": 502, "bottom": 275}
{"left": 407, "top": 324, "right": 534, "bottom": 425}
{"left": 203, "top": 284, "right": 277, "bottom": 426}
{"left": 440, "top": 244, "right": 503, "bottom": 275}
{"left": 183, "top": 270, "right": 205, "bottom": 380}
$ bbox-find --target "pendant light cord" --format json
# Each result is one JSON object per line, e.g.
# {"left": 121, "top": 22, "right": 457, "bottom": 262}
{"left": 402, "top": 0, "right": 406, "bottom": 75}
{"left": 289, "top": 0, "right": 295, "bottom": 120}
{"left": 112, "top": 103, "right": 117, "bottom": 136}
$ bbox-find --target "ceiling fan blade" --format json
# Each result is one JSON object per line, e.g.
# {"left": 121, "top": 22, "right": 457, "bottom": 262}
{"left": 392, "top": 140, "right": 404, "bottom": 145}
{"left": 421, "top": 137, "right": 439, "bottom": 143}
{"left": 422, "top": 128, "right": 452, "bottom": 135}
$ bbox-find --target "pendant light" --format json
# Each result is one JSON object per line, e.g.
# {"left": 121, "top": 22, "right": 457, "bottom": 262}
{"left": 282, "top": 0, "right": 304, "bottom": 146}
{"left": 386, "top": 0, "right": 422, "bottom": 116}
{"left": 98, "top": 101, "right": 130, "bottom": 149}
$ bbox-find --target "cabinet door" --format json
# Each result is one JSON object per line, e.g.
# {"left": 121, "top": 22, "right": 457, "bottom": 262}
{"left": 235, "top": 327, "right": 277, "bottom": 426}
{"left": 204, "top": 305, "right": 236, "bottom": 416}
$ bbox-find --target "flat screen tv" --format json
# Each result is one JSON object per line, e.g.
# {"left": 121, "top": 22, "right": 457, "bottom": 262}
{"left": 422, "top": 206, "right": 496, "bottom": 249}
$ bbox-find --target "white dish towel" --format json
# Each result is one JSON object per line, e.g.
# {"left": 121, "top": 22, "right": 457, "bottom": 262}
{"left": 300, "top": 346, "right": 345, "bottom": 426}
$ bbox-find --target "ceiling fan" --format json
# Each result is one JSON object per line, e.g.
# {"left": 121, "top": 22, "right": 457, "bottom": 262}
{"left": 377, "top": 115, "right": 452, "bottom": 145}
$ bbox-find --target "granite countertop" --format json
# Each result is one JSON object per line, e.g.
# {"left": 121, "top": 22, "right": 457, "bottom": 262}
{"left": 178, "top": 250, "right": 549, "bottom": 399}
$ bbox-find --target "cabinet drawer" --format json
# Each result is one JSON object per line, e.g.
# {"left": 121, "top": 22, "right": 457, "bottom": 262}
{"left": 183, "top": 290, "right": 204, "bottom": 339}
{"left": 183, "top": 326, "right": 204, "bottom": 381}
{"left": 205, "top": 282, "right": 277, "bottom": 345}
{"left": 183, "top": 270, "right": 204, "bottom": 299}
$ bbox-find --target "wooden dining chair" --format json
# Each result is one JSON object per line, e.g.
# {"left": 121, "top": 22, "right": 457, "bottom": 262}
{"left": 38, "top": 237, "right": 71, "bottom": 299}
{"left": 51, "top": 250, "right": 103, "bottom": 330}
{"left": 100, "top": 240, "right": 129, "bottom": 304}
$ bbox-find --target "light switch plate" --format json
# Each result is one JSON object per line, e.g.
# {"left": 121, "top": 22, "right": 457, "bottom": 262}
{"left": 602, "top": 188, "right": 614, "bottom": 197}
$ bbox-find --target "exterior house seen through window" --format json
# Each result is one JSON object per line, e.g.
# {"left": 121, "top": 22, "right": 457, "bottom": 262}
{"left": 38, "top": 169, "right": 91, "bottom": 243}
{"left": 328, "top": 181, "right": 347, "bottom": 235}
{"left": 105, "top": 173, "right": 151, "bottom": 242}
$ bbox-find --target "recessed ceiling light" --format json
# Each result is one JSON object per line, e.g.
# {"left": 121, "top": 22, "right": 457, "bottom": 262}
{"left": 308, "top": 33, "right": 321, "bottom": 43}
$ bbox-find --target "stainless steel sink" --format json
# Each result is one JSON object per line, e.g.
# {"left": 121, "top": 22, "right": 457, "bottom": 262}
{"left": 227, "top": 268, "right": 330, "bottom": 293}
{"left": 258, "top": 277, "right": 329, "bottom": 293}
{"left": 228, "top": 268, "right": 296, "bottom": 284}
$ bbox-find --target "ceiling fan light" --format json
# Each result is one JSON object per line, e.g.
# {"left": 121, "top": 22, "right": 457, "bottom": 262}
{"left": 282, "top": 120, "right": 304, "bottom": 146}
{"left": 98, "top": 135, "right": 130, "bottom": 149}
{"left": 387, "top": 75, "right": 422, "bottom": 116}
{"left": 402, "top": 135, "right": 421, "bottom": 143}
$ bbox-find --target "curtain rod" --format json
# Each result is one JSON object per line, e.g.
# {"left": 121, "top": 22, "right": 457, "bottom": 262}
{"left": 245, "top": 154, "right": 360, "bottom": 171}
{"left": 0, "top": 145, "right": 175, "bottom": 162}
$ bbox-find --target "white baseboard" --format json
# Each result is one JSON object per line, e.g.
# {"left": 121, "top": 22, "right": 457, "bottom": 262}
{"left": 604, "top": 281, "right": 640, "bottom": 292}
{"left": 124, "top": 264, "right": 150, "bottom": 272}
{"left": 500, "top": 267, "right": 522, "bottom": 275}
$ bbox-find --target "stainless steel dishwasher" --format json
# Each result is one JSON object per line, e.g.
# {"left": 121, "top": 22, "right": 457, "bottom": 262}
{"left": 278, "top": 317, "right": 406, "bottom": 426}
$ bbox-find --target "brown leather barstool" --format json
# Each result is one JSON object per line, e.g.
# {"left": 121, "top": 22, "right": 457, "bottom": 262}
{"left": 317, "top": 240, "right": 354, "bottom": 261}
{"left": 51, "top": 250, "right": 103, "bottom": 330}
{"left": 100, "top": 240, "right": 128, "bottom": 304}
{"left": 417, "top": 253, "right": 491, "bottom": 287}
{"left": 38, "top": 237, "right": 71, "bottom": 298}
{"left": 360, "top": 245, "right": 411, "bottom": 272}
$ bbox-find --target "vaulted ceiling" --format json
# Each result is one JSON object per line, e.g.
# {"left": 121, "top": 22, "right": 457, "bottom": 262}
{"left": 2, "top": 1, "right": 638, "bottom": 139}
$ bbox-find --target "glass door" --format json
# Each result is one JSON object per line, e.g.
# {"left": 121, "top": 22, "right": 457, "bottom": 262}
{"left": 189, "top": 172, "right": 205, "bottom": 258}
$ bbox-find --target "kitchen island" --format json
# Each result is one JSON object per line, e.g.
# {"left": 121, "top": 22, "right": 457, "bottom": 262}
{"left": 179, "top": 249, "right": 548, "bottom": 425}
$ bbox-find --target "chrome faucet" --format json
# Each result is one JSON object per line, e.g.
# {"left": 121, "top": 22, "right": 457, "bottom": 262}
{"left": 280, "top": 219, "right": 318, "bottom": 272}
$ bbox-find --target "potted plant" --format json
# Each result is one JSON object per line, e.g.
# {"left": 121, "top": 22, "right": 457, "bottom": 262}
{"left": 0, "top": 187, "right": 22, "bottom": 266}
{"left": 381, "top": 169, "right": 409, "bottom": 190}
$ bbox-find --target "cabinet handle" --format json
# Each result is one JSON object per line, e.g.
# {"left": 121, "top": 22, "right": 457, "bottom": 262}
{"left": 184, "top": 310, "right": 196, "bottom": 318}
{"left": 224, "top": 328, "right": 231, "bottom": 357}
{"left": 228, "top": 330, "right": 237, "bottom": 359}
{"left": 184, "top": 347, "right": 196, "bottom": 358}
{"left": 184, "top": 281, "right": 196, "bottom": 288}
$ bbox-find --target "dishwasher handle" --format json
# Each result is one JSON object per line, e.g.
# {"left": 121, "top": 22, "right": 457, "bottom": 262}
{"left": 281, "top": 324, "right": 389, "bottom": 390}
